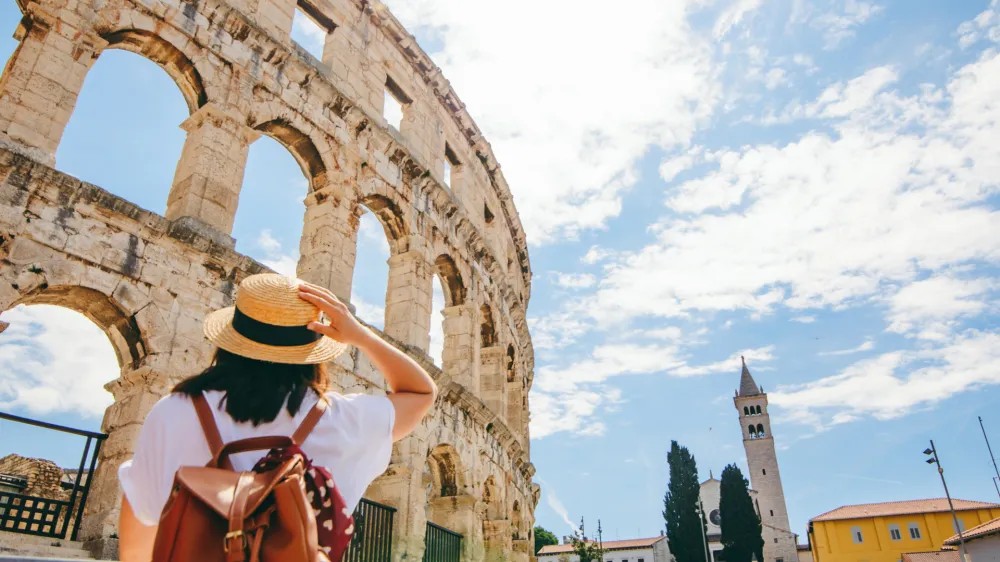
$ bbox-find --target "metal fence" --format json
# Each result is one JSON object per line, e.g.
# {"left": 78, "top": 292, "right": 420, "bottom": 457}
{"left": 423, "top": 521, "right": 462, "bottom": 562}
{"left": 0, "top": 411, "right": 106, "bottom": 540}
{"left": 344, "top": 498, "right": 396, "bottom": 562}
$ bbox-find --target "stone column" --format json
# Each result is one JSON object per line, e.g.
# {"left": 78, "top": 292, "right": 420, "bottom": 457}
{"left": 479, "top": 346, "right": 506, "bottom": 421}
{"left": 483, "top": 519, "right": 512, "bottom": 562}
{"left": 364, "top": 458, "right": 429, "bottom": 561}
{"left": 427, "top": 495, "right": 483, "bottom": 562}
{"left": 78, "top": 357, "right": 172, "bottom": 551}
{"left": 296, "top": 186, "right": 357, "bottom": 301}
{"left": 384, "top": 244, "right": 433, "bottom": 352}
{"left": 0, "top": 3, "right": 106, "bottom": 166}
{"left": 441, "top": 303, "right": 478, "bottom": 392}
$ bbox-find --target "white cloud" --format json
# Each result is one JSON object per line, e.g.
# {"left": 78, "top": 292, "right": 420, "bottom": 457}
{"left": 352, "top": 296, "right": 386, "bottom": 329}
{"left": 581, "top": 246, "right": 613, "bottom": 265}
{"left": 553, "top": 272, "right": 597, "bottom": 289}
{"left": 358, "top": 211, "right": 391, "bottom": 255}
{"left": 958, "top": 1, "right": 1000, "bottom": 49}
{"left": 772, "top": 331, "right": 1000, "bottom": 427}
{"left": 386, "top": 0, "right": 720, "bottom": 243}
{"left": 792, "top": 316, "right": 816, "bottom": 323}
{"left": 714, "top": 0, "right": 764, "bottom": 39}
{"left": 291, "top": 9, "right": 327, "bottom": 58}
{"left": 812, "top": 0, "right": 883, "bottom": 49}
{"left": 764, "top": 68, "right": 788, "bottom": 90}
{"left": 0, "top": 305, "right": 117, "bottom": 418}
{"left": 885, "top": 275, "right": 995, "bottom": 339}
{"left": 257, "top": 229, "right": 300, "bottom": 277}
{"left": 538, "top": 479, "right": 577, "bottom": 531}
{"left": 257, "top": 229, "right": 282, "bottom": 254}
{"left": 817, "top": 339, "right": 875, "bottom": 356}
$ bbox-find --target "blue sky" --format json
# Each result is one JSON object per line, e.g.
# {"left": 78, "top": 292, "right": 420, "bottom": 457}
{"left": 2, "top": 0, "right": 1000, "bottom": 547}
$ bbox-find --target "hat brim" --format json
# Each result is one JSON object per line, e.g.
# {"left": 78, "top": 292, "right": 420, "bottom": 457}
{"left": 203, "top": 307, "right": 347, "bottom": 365}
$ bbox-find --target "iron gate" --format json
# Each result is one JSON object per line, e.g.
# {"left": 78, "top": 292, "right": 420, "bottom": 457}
{"left": 423, "top": 521, "right": 462, "bottom": 562}
{"left": 344, "top": 498, "right": 396, "bottom": 562}
{"left": 0, "top": 411, "right": 106, "bottom": 540}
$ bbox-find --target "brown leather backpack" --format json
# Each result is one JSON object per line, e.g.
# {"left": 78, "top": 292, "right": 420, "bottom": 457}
{"left": 151, "top": 394, "right": 330, "bottom": 562}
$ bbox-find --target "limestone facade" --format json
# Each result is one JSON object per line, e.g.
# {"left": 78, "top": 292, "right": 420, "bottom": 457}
{"left": 0, "top": 0, "right": 537, "bottom": 557}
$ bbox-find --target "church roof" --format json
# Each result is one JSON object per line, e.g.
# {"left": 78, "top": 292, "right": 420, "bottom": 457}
{"left": 738, "top": 356, "right": 762, "bottom": 397}
{"left": 811, "top": 498, "right": 1000, "bottom": 522}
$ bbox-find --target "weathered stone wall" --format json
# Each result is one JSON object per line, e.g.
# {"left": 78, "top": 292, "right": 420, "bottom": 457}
{"left": 0, "top": 0, "right": 538, "bottom": 556}
{"left": 0, "top": 454, "right": 64, "bottom": 500}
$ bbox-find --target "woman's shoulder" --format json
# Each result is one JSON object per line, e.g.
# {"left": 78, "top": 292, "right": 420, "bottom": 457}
{"left": 323, "top": 391, "right": 392, "bottom": 420}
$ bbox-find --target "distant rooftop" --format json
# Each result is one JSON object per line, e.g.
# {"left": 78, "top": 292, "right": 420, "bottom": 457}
{"left": 811, "top": 499, "right": 1000, "bottom": 522}
{"left": 944, "top": 515, "right": 1000, "bottom": 546}
{"left": 538, "top": 536, "right": 665, "bottom": 555}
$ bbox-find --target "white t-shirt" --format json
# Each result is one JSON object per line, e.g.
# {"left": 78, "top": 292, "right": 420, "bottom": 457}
{"left": 118, "top": 390, "right": 395, "bottom": 526}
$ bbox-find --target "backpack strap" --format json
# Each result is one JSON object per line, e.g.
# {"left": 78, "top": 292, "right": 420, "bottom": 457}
{"left": 193, "top": 393, "right": 233, "bottom": 470}
{"left": 291, "top": 397, "right": 328, "bottom": 446}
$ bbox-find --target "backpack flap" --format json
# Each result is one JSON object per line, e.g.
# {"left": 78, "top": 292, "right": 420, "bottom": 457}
{"left": 175, "top": 457, "right": 303, "bottom": 519}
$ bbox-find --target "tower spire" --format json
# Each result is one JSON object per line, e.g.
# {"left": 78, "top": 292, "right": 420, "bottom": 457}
{"left": 738, "top": 355, "right": 762, "bottom": 397}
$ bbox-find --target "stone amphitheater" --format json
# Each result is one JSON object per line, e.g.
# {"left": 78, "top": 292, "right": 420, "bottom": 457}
{"left": 0, "top": 0, "right": 538, "bottom": 558}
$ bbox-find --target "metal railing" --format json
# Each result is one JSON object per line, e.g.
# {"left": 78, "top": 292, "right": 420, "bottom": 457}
{"left": 0, "top": 411, "right": 107, "bottom": 540}
{"left": 344, "top": 498, "right": 396, "bottom": 562}
{"left": 423, "top": 521, "right": 462, "bottom": 562}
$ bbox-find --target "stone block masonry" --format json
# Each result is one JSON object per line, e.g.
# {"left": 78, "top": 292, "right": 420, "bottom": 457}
{"left": 0, "top": 0, "right": 538, "bottom": 558}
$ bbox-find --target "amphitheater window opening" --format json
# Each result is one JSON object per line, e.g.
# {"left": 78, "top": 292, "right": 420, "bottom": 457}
{"left": 350, "top": 208, "right": 392, "bottom": 330}
{"left": 426, "top": 445, "right": 461, "bottom": 499}
{"left": 429, "top": 276, "right": 446, "bottom": 366}
{"left": 484, "top": 203, "right": 495, "bottom": 225}
{"left": 232, "top": 134, "right": 309, "bottom": 274}
{"left": 383, "top": 76, "right": 410, "bottom": 133}
{"left": 0, "top": 302, "right": 123, "bottom": 435}
{"left": 505, "top": 344, "right": 516, "bottom": 383}
{"left": 444, "top": 142, "right": 461, "bottom": 187}
{"left": 57, "top": 49, "right": 189, "bottom": 215}
{"left": 480, "top": 305, "right": 496, "bottom": 348}
{"left": 290, "top": 0, "right": 334, "bottom": 61}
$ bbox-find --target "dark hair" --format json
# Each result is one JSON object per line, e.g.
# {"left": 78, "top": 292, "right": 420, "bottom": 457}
{"left": 173, "top": 348, "right": 329, "bottom": 426}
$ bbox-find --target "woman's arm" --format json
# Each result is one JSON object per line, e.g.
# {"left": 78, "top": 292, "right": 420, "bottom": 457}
{"left": 299, "top": 283, "right": 437, "bottom": 441}
{"left": 119, "top": 497, "right": 157, "bottom": 562}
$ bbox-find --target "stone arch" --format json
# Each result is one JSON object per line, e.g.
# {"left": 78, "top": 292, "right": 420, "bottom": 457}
{"left": 101, "top": 29, "right": 209, "bottom": 115}
{"left": 358, "top": 194, "right": 408, "bottom": 255}
{"left": 505, "top": 343, "right": 516, "bottom": 383}
{"left": 425, "top": 444, "right": 466, "bottom": 499}
{"left": 253, "top": 119, "right": 328, "bottom": 190}
{"left": 744, "top": 406, "right": 749, "bottom": 416}
{"left": 748, "top": 424, "right": 757, "bottom": 439}
{"left": 433, "top": 254, "right": 466, "bottom": 306}
{"left": 480, "top": 304, "right": 496, "bottom": 347}
{"left": 756, "top": 405, "right": 762, "bottom": 415}
{"left": 511, "top": 499, "right": 523, "bottom": 539}
{"left": 3, "top": 284, "right": 146, "bottom": 370}
{"left": 757, "top": 423, "right": 765, "bottom": 438}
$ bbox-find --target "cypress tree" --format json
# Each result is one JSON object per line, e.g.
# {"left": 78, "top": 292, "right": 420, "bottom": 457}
{"left": 663, "top": 441, "right": 708, "bottom": 562}
{"left": 719, "top": 464, "right": 764, "bottom": 562}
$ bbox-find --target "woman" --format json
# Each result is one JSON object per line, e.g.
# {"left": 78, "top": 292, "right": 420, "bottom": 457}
{"left": 117, "top": 274, "right": 437, "bottom": 561}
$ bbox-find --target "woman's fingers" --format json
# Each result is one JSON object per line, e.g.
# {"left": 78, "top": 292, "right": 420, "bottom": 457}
{"left": 299, "top": 283, "right": 339, "bottom": 303}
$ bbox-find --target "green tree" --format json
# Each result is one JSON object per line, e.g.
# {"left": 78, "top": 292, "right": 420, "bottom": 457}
{"left": 534, "top": 526, "right": 558, "bottom": 555}
{"left": 719, "top": 464, "right": 764, "bottom": 562}
{"left": 570, "top": 518, "right": 607, "bottom": 562}
{"left": 663, "top": 441, "right": 709, "bottom": 562}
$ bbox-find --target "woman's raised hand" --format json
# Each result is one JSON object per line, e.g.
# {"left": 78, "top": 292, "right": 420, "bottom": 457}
{"left": 298, "top": 283, "right": 373, "bottom": 348}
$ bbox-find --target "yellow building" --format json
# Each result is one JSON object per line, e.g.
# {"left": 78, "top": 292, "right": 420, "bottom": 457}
{"left": 808, "top": 499, "right": 1000, "bottom": 562}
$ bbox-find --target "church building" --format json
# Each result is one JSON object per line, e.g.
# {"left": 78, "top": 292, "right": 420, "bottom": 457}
{"left": 697, "top": 358, "right": 800, "bottom": 562}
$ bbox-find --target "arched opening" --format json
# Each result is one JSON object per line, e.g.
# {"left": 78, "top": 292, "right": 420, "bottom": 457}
{"left": 505, "top": 344, "right": 517, "bottom": 383}
{"left": 748, "top": 424, "right": 757, "bottom": 439}
{"left": 431, "top": 254, "right": 465, "bottom": 368}
{"left": 424, "top": 444, "right": 463, "bottom": 500}
{"left": 756, "top": 405, "right": 762, "bottom": 415}
{"left": 233, "top": 134, "right": 310, "bottom": 273}
{"left": 512, "top": 499, "right": 523, "bottom": 540}
{"left": 743, "top": 406, "right": 750, "bottom": 416}
{"left": 429, "top": 276, "right": 446, "bottom": 366}
{"left": 757, "top": 423, "right": 766, "bottom": 438}
{"left": 433, "top": 255, "right": 466, "bottom": 307}
{"left": 350, "top": 201, "right": 398, "bottom": 330}
{"left": 480, "top": 304, "right": 496, "bottom": 348}
{"left": 57, "top": 45, "right": 191, "bottom": 214}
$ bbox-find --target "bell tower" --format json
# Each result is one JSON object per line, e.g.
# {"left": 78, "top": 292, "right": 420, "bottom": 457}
{"left": 734, "top": 357, "right": 798, "bottom": 562}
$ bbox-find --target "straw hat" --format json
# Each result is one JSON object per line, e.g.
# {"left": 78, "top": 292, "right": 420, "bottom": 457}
{"left": 203, "top": 273, "right": 347, "bottom": 364}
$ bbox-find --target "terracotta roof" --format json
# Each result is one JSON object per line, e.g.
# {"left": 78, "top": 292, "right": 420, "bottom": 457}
{"left": 538, "top": 536, "right": 664, "bottom": 555}
{"left": 738, "top": 356, "right": 762, "bottom": 397}
{"left": 810, "top": 499, "right": 1000, "bottom": 522}
{"left": 797, "top": 545, "right": 811, "bottom": 551}
{"left": 944, "top": 516, "right": 1000, "bottom": 545}
{"left": 902, "top": 551, "right": 961, "bottom": 562}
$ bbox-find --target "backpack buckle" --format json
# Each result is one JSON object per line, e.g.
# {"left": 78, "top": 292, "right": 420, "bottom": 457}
{"left": 223, "top": 530, "right": 245, "bottom": 553}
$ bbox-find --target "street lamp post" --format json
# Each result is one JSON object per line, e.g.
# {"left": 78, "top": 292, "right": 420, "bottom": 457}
{"left": 924, "top": 441, "right": 968, "bottom": 562}
{"left": 696, "top": 500, "right": 711, "bottom": 562}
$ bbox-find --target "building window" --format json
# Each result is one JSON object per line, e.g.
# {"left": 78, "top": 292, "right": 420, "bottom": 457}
{"left": 744, "top": 406, "right": 750, "bottom": 416}
{"left": 774, "top": 538, "right": 779, "bottom": 543}
{"left": 757, "top": 423, "right": 766, "bottom": 438}
{"left": 888, "top": 524, "right": 902, "bottom": 541}
{"left": 908, "top": 523, "right": 921, "bottom": 539}
{"left": 484, "top": 203, "right": 495, "bottom": 224}
{"left": 851, "top": 526, "right": 863, "bottom": 544}
{"left": 383, "top": 76, "right": 411, "bottom": 132}
{"left": 770, "top": 510, "right": 774, "bottom": 517}
{"left": 639, "top": 559, "right": 645, "bottom": 562}
{"left": 777, "top": 558, "right": 784, "bottom": 562}
{"left": 954, "top": 518, "right": 966, "bottom": 534}
{"left": 756, "top": 405, "right": 762, "bottom": 415}
{"left": 763, "top": 469, "right": 767, "bottom": 475}
{"left": 444, "top": 143, "right": 460, "bottom": 187}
